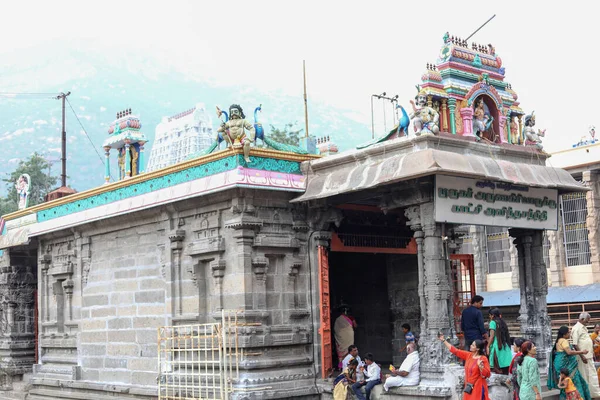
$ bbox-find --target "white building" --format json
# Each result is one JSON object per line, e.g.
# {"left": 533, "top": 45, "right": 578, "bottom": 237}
{"left": 146, "top": 103, "right": 213, "bottom": 171}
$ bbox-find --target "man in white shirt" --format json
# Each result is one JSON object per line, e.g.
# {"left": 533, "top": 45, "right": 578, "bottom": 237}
{"left": 384, "top": 343, "right": 420, "bottom": 391}
{"left": 351, "top": 353, "right": 381, "bottom": 400}
{"left": 571, "top": 313, "right": 600, "bottom": 398}
{"left": 342, "top": 345, "right": 362, "bottom": 369}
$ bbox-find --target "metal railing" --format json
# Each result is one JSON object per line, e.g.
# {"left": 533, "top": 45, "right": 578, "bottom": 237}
{"left": 158, "top": 310, "right": 240, "bottom": 400}
{"left": 560, "top": 192, "right": 591, "bottom": 267}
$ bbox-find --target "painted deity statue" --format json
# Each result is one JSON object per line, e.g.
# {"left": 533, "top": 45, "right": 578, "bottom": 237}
{"left": 472, "top": 99, "right": 489, "bottom": 140}
{"left": 217, "top": 104, "right": 256, "bottom": 163}
{"left": 522, "top": 112, "right": 545, "bottom": 151}
{"left": 409, "top": 88, "right": 439, "bottom": 135}
{"left": 15, "top": 174, "right": 31, "bottom": 210}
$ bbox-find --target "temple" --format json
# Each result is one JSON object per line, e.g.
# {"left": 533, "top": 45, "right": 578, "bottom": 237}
{"left": 0, "top": 33, "right": 584, "bottom": 400}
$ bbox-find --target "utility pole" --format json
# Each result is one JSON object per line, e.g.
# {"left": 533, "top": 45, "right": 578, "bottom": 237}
{"left": 55, "top": 92, "right": 71, "bottom": 188}
{"left": 303, "top": 60, "right": 309, "bottom": 138}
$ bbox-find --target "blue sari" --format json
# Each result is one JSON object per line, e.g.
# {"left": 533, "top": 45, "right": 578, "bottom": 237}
{"left": 547, "top": 345, "right": 591, "bottom": 400}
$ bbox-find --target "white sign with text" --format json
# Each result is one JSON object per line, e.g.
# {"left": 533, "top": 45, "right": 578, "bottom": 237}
{"left": 434, "top": 175, "right": 559, "bottom": 230}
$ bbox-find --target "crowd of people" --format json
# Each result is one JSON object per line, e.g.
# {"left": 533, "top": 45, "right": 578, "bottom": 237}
{"left": 332, "top": 297, "right": 600, "bottom": 400}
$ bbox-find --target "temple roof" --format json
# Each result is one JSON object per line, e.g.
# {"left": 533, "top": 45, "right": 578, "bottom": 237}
{"left": 292, "top": 135, "right": 586, "bottom": 204}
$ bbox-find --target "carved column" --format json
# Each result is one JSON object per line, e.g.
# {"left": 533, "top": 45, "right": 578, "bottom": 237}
{"left": 138, "top": 141, "right": 146, "bottom": 174}
{"left": 518, "top": 115, "right": 523, "bottom": 144}
{"left": 499, "top": 114, "right": 508, "bottom": 143}
{"left": 103, "top": 146, "right": 111, "bottom": 184}
{"left": 124, "top": 141, "right": 131, "bottom": 178}
{"left": 169, "top": 230, "right": 186, "bottom": 316}
{"left": 583, "top": 171, "right": 600, "bottom": 282}
{"left": 510, "top": 229, "right": 552, "bottom": 370}
{"left": 505, "top": 110, "right": 512, "bottom": 144}
{"left": 427, "top": 95, "right": 433, "bottom": 108}
{"left": 406, "top": 202, "right": 453, "bottom": 382}
{"left": 251, "top": 257, "right": 268, "bottom": 310}
{"left": 470, "top": 225, "right": 488, "bottom": 293}
{"left": 441, "top": 99, "right": 448, "bottom": 132}
{"left": 62, "top": 280, "right": 74, "bottom": 321}
{"left": 287, "top": 259, "right": 302, "bottom": 309}
{"left": 40, "top": 254, "right": 51, "bottom": 322}
{"left": 547, "top": 227, "right": 566, "bottom": 287}
{"left": 460, "top": 107, "right": 475, "bottom": 137}
{"left": 448, "top": 98, "right": 457, "bottom": 135}
{"left": 211, "top": 260, "right": 226, "bottom": 312}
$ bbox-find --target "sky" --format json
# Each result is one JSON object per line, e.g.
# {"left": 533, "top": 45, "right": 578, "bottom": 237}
{"left": 1, "top": 0, "right": 599, "bottom": 155}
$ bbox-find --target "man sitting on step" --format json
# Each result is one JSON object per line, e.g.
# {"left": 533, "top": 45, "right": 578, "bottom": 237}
{"left": 383, "top": 343, "right": 420, "bottom": 391}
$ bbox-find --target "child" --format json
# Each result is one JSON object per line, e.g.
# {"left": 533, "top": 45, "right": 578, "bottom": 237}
{"left": 558, "top": 367, "right": 583, "bottom": 400}
{"left": 399, "top": 323, "right": 415, "bottom": 353}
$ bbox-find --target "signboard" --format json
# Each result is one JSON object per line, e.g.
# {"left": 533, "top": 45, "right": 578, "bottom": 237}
{"left": 435, "top": 175, "right": 559, "bottom": 230}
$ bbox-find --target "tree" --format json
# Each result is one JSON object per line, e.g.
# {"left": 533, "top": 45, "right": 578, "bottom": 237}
{"left": 1, "top": 153, "right": 57, "bottom": 214}
{"left": 269, "top": 123, "right": 303, "bottom": 146}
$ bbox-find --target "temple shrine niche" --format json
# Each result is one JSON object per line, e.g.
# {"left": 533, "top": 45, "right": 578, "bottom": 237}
{"left": 102, "top": 108, "right": 148, "bottom": 182}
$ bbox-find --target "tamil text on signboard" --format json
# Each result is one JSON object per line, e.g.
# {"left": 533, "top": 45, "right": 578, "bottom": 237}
{"left": 434, "top": 175, "right": 559, "bottom": 230}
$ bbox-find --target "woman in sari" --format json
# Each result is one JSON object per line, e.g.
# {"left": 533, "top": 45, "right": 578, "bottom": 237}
{"left": 547, "top": 325, "right": 591, "bottom": 400}
{"left": 487, "top": 308, "right": 513, "bottom": 374}
{"left": 334, "top": 305, "right": 357, "bottom": 368}
{"left": 333, "top": 358, "right": 358, "bottom": 400}
{"left": 438, "top": 333, "right": 491, "bottom": 400}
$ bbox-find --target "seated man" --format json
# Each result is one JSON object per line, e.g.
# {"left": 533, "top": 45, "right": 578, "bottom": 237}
{"left": 351, "top": 353, "right": 381, "bottom": 400}
{"left": 384, "top": 343, "right": 420, "bottom": 391}
{"left": 342, "top": 345, "right": 362, "bottom": 370}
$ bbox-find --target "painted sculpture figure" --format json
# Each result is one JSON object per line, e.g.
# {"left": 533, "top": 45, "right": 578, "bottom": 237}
{"left": 510, "top": 117, "right": 520, "bottom": 144}
{"left": 409, "top": 87, "right": 439, "bottom": 135}
{"left": 15, "top": 174, "right": 31, "bottom": 210}
{"left": 522, "top": 112, "right": 545, "bottom": 151}
{"left": 217, "top": 104, "right": 256, "bottom": 163}
{"left": 472, "top": 98, "right": 494, "bottom": 141}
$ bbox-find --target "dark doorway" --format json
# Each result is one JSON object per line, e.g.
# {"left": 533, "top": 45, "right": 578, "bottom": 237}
{"left": 329, "top": 252, "right": 392, "bottom": 366}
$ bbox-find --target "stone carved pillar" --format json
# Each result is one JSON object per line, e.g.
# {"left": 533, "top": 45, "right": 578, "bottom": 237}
{"left": 169, "top": 230, "right": 186, "bottom": 316}
{"left": 251, "top": 258, "right": 268, "bottom": 310}
{"left": 547, "top": 227, "right": 566, "bottom": 287}
{"left": 103, "top": 146, "right": 111, "bottom": 184}
{"left": 441, "top": 99, "right": 448, "bottom": 132}
{"left": 406, "top": 203, "right": 453, "bottom": 381}
{"left": 40, "top": 254, "right": 51, "bottom": 323}
{"left": 510, "top": 229, "right": 552, "bottom": 370}
{"left": 427, "top": 95, "right": 433, "bottom": 108}
{"left": 518, "top": 115, "right": 523, "bottom": 144}
{"left": 211, "top": 260, "right": 226, "bottom": 312}
{"left": 499, "top": 114, "right": 508, "bottom": 143}
{"left": 448, "top": 98, "right": 457, "bottom": 135}
{"left": 470, "top": 225, "right": 488, "bottom": 293}
{"left": 62, "top": 279, "right": 74, "bottom": 321}
{"left": 460, "top": 107, "right": 475, "bottom": 137}
{"left": 287, "top": 259, "right": 302, "bottom": 309}
{"left": 583, "top": 171, "right": 600, "bottom": 282}
{"left": 405, "top": 207, "right": 426, "bottom": 334}
{"left": 124, "top": 141, "right": 131, "bottom": 178}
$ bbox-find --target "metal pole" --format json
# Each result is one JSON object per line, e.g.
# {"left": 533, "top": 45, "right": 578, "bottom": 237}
{"left": 382, "top": 100, "right": 387, "bottom": 132}
{"left": 303, "top": 60, "right": 309, "bottom": 138}
{"left": 370, "top": 96, "right": 375, "bottom": 139}
{"left": 465, "top": 14, "right": 496, "bottom": 41}
{"left": 56, "top": 91, "right": 71, "bottom": 188}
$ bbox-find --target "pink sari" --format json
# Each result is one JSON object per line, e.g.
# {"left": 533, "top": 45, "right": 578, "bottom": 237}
{"left": 334, "top": 315, "right": 355, "bottom": 368}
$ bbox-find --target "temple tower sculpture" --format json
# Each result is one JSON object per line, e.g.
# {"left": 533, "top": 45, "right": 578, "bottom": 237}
{"left": 102, "top": 109, "right": 148, "bottom": 182}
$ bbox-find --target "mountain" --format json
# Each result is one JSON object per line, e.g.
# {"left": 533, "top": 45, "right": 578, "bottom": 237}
{"left": 0, "top": 44, "right": 370, "bottom": 194}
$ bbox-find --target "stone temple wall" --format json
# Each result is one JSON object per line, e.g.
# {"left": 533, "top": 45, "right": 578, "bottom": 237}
{"left": 26, "top": 188, "right": 317, "bottom": 399}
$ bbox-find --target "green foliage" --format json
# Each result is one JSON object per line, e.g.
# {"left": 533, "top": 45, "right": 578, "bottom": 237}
{"left": 1, "top": 152, "right": 58, "bottom": 214}
{"left": 268, "top": 123, "right": 303, "bottom": 146}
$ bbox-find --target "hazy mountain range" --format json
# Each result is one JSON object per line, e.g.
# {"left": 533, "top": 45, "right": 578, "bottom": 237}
{"left": 0, "top": 45, "right": 370, "bottom": 194}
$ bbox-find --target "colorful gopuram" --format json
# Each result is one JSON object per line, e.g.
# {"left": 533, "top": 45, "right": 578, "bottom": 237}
{"left": 416, "top": 32, "right": 525, "bottom": 144}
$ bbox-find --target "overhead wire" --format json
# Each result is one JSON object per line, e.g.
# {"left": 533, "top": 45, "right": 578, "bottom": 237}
{"left": 66, "top": 97, "right": 114, "bottom": 182}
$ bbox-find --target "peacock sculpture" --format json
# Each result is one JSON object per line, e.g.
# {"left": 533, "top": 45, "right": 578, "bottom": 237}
{"left": 356, "top": 104, "right": 410, "bottom": 149}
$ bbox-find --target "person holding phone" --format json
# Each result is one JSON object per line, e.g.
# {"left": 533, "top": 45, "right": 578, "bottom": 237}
{"left": 439, "top": 332, "right": 491, "bottom": 400}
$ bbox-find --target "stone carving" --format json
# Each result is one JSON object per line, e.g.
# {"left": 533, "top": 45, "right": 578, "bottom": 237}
{"left": 522, "top": 111, "right": 546, "bottom": 151}
{"left": 409, "top": 86, "right": 440, "bottom": 135}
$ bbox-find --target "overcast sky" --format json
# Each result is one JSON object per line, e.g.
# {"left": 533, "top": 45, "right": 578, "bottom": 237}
{"left": 1, "top": 0, "right": 598, "bottom": 155}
